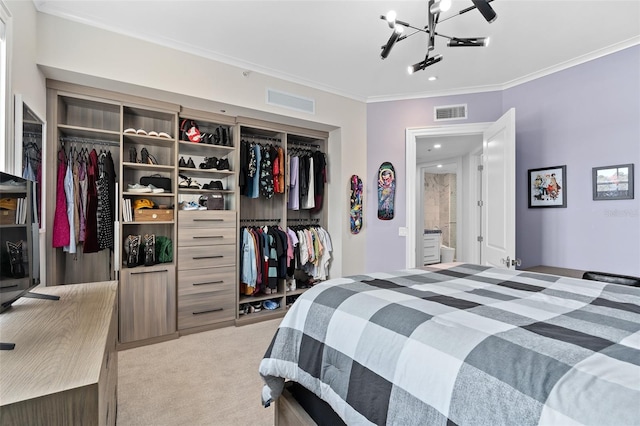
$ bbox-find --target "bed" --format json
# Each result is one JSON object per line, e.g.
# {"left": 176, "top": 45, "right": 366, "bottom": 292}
{"left": 259, "top": 263, "right": 640, "bottom": 426}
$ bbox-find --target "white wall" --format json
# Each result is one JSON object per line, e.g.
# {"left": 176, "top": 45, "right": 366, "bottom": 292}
{"left": 33, "top": 12, "right": 367, "bottom": 277}
{"left": 6, "top": 1, "right": 45, "bottom": 128}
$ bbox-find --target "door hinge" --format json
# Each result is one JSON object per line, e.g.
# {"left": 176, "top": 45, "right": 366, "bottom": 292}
{"left": 477, "top": 200, "right": 483, "bottom": 207}
{"left": 477, "top": 236, "right": 483, "bottom": 242}
{"left": 478, "top": 165, "right": 484, "bottom": 171}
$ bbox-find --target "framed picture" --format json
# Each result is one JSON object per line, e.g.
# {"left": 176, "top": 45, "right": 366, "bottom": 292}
{"left": 592, "top": 163, "right": 634, "bottom": 200}
{"left": 528, "top": 165, "right": 567, "bottom": 208}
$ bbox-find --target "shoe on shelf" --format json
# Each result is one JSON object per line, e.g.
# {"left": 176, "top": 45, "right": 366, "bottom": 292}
{"left": 126, "top": 234, "right": 142, "bottom": 268}
{"left": 214, "top": 127, "right": 222, "bottom": 145}
{"left": 140, "top": 147, "right": 158, "bottom": 165}
{"left": 136, "top": 129, "right": 148, "bottom": 136}
{"left": 202, "top": 180, "right": 223, "bottom": 190}
{"left": 263, "top": 299, "right": 280, "bottom": 310}
{"left": 124, "top": 128, "right": 136, "bottom": 134}
{"left": 128, "top": 183, "right": 152, "bottom": 193}
{"left": 143, "top": 234, "right": 156, "bottom": 266}
{"left": 129, "top": 146, "right": 137, "bottom": 163}
{"left": 199, "top": 157, "right": 218, "bottom": 170}
{"left": 186, "top": 157, "right": 196, "bottom": 168}
{"left": 222, "top": 127, "right": 229, "bottom": 146}
{"left": 147, "top": 184, "right": 164, "bottom": 194}
{"left": 180, "top": 201, "right": 205, "bottom": 211}
{"left": 179, "top": 156, "right": 187, "bottom": 168}
{"left": 148, "top": 131, "right": 158, "bottom": 137}
{"left": 158, "top": 131, "right": 171, "bottom": 139}
{"left": 249, "top": 302, "right": 262, "bottom": 313}
{"left": 179, "top": 175, "right": 192, "bottom": 188}
{"left": 217, "top": 158, "right": 230, "bottom": 170}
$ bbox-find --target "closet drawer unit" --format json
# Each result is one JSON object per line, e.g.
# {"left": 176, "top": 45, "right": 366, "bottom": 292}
{"left": 178, "top": 210, "right": 236, "bottom": 229}
{"left": 178, "top": 227, "right": 236, "bottom": 247}
{"left": 178, "top": 266, "right": 236, "bottom": 297}
{"left": 178, "top": 285, "right": 236, "bottom": 329}
{"left": 178, "top": 244, "right": 236, "bottom": 270}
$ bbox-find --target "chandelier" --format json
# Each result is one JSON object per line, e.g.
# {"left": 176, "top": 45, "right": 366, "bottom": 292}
{"left": 380, "top": 0, "right": 498, "bottom": 74}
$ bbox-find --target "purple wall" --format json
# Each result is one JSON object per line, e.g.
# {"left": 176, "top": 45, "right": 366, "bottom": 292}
{"left": 366, "top": 45, "right": 640, "bottom": 276}
{"left": 366, "top": 93, "right": 503, "bottom": 272}
{"left": 508, "top": 46, "right": 640, "bottom": 276}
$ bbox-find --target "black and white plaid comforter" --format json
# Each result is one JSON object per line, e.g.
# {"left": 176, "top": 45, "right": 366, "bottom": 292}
{"left": 259, "top": 264, "right": 640, "bottom": 425}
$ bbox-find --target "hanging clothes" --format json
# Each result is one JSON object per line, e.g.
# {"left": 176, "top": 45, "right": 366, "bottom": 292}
{"left": 259, "top": 145, "right": 275, "bottom": 199}
{"left": 248, "top": 143, "right": 261, "bottom": 198}
{"left": 301, "top": 156, "right": 315, "bottom": 209}
{"left": 288, "top": 155, "right": 300, "bottom": 210}
{"left": 97, "top": 151, "right": 115, "bottom": 251}
{"left": 63, "top": 154, "right": 76, "bottom": 254}
{"left": 72, "top": 153, "right": 81, "bottom": 245}
{"left": 311, "top": 151, "right": 327, "bottom": 213}
{"left": 78, "top": 153, "right": 88, "bottom": 244}
{"left": 83, "top": 149, "right": 100, "bottom": 253}
{"left": 52, "top": 149, "right": 70, "bottom": 248}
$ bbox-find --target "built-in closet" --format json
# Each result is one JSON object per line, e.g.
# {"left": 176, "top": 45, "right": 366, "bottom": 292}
{"left": 45, "top": 81, "right": 331, "bottom": 347}
{"left": 175, "top": 108, "right": 238, "bottom": 334}
{"left": 237, "top": 118, "right": 329, "bottom": 325}
{"left": 46, "top": 81, "right": 180, "bottom": 347}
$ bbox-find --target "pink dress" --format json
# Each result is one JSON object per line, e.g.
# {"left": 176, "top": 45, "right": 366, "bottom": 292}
{"left": 52, "top": 150, "right": 70, "bottom": 247}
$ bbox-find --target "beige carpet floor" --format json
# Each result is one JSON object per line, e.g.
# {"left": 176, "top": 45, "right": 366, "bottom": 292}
{"left": 116, "top": 318, "right": 282, "bottom": 426}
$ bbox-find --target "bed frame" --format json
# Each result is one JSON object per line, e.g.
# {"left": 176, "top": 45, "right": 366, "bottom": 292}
{"left": 275, "top": 387, "right": 316, "bottom": 426}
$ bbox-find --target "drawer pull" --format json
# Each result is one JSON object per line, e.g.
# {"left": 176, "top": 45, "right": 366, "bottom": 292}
{"left": 193, "top": 218, "right": 224, "bottom": 222}
{"left": 193, "top": 255, "right": 223, "bottom": 260}
{"left": 193, "top": 280, "right": 224, "bottom": 286}
{"left": 193, "top": 307, "right": 223, "bottom": 315}
{"left": 193, "top": 235, "right": 223, "bottom": 239}
{"left": 131, "top": 269, "right": 168, "bottom": 275}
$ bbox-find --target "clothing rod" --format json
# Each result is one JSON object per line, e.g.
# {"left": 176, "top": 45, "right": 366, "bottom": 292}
{"left": 59, "top": 136, "right": 119, "bottom": 147}
{"left": 286, "top": 218, "right": 320, "bottom": 222}
{"left": 240, "top": 135, "right": 282, "bottom": 143}
{"left": 240, "top": 218, "right": 281, "bottom": 223}
{"left": 288, "top": 141, "right": 320, "bottom": 149}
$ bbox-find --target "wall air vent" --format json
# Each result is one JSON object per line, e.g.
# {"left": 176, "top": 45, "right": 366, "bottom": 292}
{"left": 266, "top": 89, "right": 315, "bottom": 114}
{"left": 434, "top": 104, "right": 467, "bottom": 121}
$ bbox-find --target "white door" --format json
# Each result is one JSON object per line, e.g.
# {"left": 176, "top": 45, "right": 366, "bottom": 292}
{"left": 481, "top": 108, "right": 516, "bottom": 268}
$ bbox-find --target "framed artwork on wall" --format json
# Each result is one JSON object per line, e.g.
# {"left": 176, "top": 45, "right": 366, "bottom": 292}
{"left": 528, "top": 165, "right": 567, "bottom": 208}
{"left": 592, "top": 163, "right": 634, "bottom": 200}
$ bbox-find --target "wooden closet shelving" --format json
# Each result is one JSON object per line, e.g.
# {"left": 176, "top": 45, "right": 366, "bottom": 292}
{"left": 45, "top": 81, "right": 331, "bottom": 345}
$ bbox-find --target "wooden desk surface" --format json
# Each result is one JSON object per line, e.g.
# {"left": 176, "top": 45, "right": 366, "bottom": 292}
{"left": 0, "top": 281, "right": 117, "bottom": 406}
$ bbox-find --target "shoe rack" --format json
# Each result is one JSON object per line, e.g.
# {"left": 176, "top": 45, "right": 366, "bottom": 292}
{"left": 176, "top": 108, "right": 238, "bottom": 334}
{"left": 119, "top": 102, "right": 179, "bottom": 345}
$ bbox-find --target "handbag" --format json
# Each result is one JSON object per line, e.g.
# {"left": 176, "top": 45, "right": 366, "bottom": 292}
{"left": 140, "top": 174, "right": 172, "bottom": 191}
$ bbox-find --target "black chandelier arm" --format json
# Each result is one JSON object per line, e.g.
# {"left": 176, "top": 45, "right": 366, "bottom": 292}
{"left": 438, "top": 0, "right": 495, "bottom": 23}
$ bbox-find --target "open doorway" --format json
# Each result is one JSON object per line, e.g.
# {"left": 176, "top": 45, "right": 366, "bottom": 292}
{"left": 405, "top": 123, "right": 489, "bottom": 268}
{"left": 420, "top": 162, "right": 458, "bottom": 264}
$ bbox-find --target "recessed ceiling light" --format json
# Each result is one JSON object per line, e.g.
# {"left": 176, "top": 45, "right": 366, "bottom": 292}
{"left": 428, "top": 76, "right": 438, "bottom": 81}
{"left": 437, "top": 164, "right": 443, "bottom": 168}
{"left": 434, "top": 144, "right": 441, "bottom": 148}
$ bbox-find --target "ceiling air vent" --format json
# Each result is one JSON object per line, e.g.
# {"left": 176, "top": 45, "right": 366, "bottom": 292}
{"left": 266, "top": 89, "right": 315, "bottom": 114}
{"left": 434, "top": 104, "right": 467, "bottom": 121}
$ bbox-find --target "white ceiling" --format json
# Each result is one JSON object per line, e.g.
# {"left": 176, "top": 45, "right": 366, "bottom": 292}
{"left": 34, "top": 1, "right": 640, "bottom": 103}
